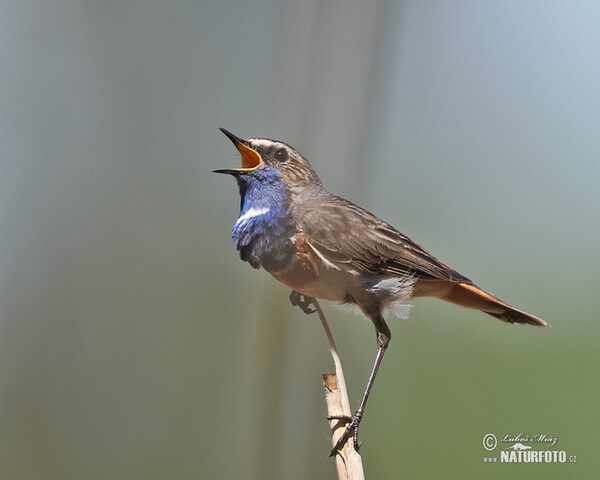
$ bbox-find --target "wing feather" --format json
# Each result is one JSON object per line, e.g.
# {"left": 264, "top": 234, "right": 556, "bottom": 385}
{"left": 298, "top": 193, "right": 471, "bottom": 283}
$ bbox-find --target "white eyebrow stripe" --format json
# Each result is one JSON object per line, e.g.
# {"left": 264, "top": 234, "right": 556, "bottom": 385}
{"left": 248, "top": 139, "right": 283, "bottom": 148}
{"left": 235, "top": 207, "right": 270, "bottom": 226}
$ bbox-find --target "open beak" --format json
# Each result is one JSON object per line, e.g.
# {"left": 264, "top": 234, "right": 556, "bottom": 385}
{"left": 213, "top": 128, "right": 263, "bottom": 175}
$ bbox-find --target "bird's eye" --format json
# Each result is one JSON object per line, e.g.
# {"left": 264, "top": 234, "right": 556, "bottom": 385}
{"left": 273, "top": 148, "right": 288, "bottom": 162}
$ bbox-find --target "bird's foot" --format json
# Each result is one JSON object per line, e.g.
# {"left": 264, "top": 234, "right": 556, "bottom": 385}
{"left": 289, "top": 291, "right": 316, "bottom": 315}
{"left": 328, "top": 410, "right": 363, "bottom": 457}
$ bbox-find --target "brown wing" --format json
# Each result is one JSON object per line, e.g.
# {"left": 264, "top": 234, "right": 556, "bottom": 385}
{"left": 298, "top": 193, "right": 472, "bottom": 283}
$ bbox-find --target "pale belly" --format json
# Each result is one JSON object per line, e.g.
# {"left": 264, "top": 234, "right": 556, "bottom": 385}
{"left": 269, "top": 253, "right": 416, "bottom": 318}
{"left": 291, "top": 267, "right": 360, "bottom": 303}
{"left": 269, "top": 256, "right": 354, "bottom": 303}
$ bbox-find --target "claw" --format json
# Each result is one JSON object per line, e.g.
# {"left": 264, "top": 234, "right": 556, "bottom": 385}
{"left": 327, "top": 415, "right": 351, "bottom": 422}
{"left": 289, "top": 291, "right": 316, "bottom": 314}
{"left": 328, "top": 411, "right": 363, "bottom": 457}
{"left": 327, "top": 414, "right": 351, "bottom": 429}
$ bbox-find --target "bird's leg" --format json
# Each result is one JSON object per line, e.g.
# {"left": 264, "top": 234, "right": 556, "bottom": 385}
{"left": 289, "top": 290, "right": 316, "bottom": 315}
{"left": 329, "top": 315, "right": 391, "bottom": 457}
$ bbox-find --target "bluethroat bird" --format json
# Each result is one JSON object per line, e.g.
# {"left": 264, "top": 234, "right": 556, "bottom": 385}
{"left": 214, "top": 128, "right": 548, "bottom": 456}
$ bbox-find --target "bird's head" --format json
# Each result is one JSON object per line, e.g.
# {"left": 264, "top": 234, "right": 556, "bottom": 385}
{"left": 213, "top": 128, "right": 321, "bottom": 190}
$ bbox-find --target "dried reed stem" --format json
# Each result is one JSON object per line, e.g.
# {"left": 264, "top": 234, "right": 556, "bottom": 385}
{"left": 313, "top": 298, "right": 365, "bottom": 480}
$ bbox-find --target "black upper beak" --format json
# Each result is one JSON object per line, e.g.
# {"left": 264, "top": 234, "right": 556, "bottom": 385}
{"left": 219, "top": 128, "right": 246, "bottom": 147}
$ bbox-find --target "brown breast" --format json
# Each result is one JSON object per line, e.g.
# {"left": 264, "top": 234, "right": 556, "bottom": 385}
{"left": 269, "top": 232, "right": 320, "bottom": 291}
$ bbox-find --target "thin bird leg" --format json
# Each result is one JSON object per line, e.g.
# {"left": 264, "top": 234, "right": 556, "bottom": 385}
{"left": 329, "top": 316, "right": 391, "bottom": 457}
{"left": 289, "top": 290, "right": 316, "bottom": 314}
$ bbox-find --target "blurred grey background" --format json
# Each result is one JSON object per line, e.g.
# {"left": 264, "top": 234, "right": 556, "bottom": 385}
{"left": 1, "top": 1, "right": 598, "bottom": 479}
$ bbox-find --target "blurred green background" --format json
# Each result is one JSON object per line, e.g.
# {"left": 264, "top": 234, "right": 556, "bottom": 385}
{"left": 1, "top": 1, "right": 598, "bottom": 479}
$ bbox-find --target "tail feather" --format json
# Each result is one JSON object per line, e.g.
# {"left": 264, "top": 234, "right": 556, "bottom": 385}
{"left": 440, "top": 282, "right": 549, "bottom": 327}
{"left": 485, "top": 305, "right": 548, "bottom": 327}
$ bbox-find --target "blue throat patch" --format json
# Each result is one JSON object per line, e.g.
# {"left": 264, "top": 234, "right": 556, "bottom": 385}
{"left": 232, "top": 168, "right": 296, "bottom": 271}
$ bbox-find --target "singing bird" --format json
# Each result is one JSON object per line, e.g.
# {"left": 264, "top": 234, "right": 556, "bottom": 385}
{"left": 214, "top": 128, "right": 548, "bottom": 455}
